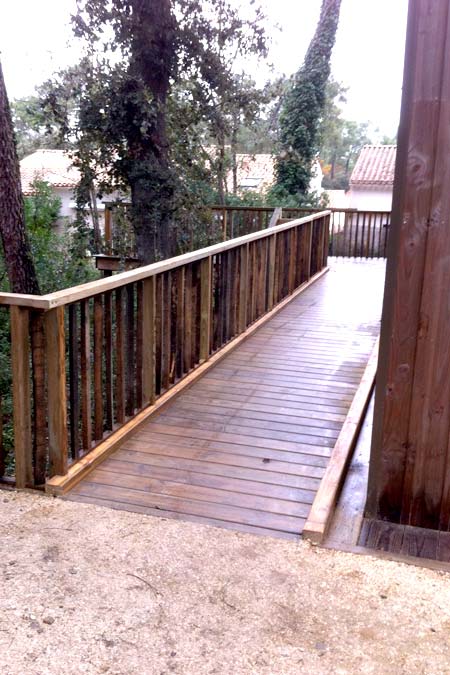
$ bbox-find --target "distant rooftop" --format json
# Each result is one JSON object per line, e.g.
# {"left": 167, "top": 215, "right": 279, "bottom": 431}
{"left": 350, "top": 145, "right": 397, "bottom": 187}
{"left": 20, "top": 149, "right": 79, "bottom": 195}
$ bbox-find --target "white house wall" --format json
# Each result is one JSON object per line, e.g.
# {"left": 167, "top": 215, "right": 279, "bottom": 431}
{"left": 347, "top": 186, "right": 393, "bottom": 212}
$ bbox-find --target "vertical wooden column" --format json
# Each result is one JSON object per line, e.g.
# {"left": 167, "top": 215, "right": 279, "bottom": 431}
{"left": 367, "top": 0, "right": 450, "bottom": 529}
{"left": 200, "top": 256, "right": 212, "bottom": 362}
{"left": 104, "top": 206, "right": 112, "bottom": 254}
{"left": 11, "top": 306, "right": 33, "bottom": 488}
{"left": 267, "top": 234, "right": 277, "bottom": 310}
{"left": 142, "top": 276, "right": 156, "bottom": 405}
{"left": 239, "top": 244, "right": 249, "bottom": 331}
{"left": 45, "top": 306, "right": 68, "bottom": 477}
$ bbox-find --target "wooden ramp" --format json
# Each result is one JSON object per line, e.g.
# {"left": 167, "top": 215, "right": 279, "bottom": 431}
{"left": 65, "top": 259, "right": 386, "bottom": 539}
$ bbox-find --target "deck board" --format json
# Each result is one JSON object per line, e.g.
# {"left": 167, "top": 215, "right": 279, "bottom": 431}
{"left": 66, "top": 259, "right": 386, "bottom": 538}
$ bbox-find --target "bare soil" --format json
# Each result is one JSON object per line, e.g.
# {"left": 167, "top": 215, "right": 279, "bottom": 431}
{"left": 1, "top": 491, "right": 450, "bottom": 675}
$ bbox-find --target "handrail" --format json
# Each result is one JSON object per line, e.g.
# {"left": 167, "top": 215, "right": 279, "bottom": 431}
{"left": 0, "top": 210, "right": 331, "bottom": 310}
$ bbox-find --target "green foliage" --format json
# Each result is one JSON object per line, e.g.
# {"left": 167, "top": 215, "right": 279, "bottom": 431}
{"left": 319, "top": 80, "right": 372, "bottom": 189}
{"left": 273, "top": 0, "right": 341, "bottom": 205}
{"left": 38, "top": 1, "right": 269, "bottom": 260}
{"left": 10, "top": 96, "right": 62, "bottom": 159}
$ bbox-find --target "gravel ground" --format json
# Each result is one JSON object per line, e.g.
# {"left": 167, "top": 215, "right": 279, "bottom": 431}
{"left": 1, "top": 491, "right": 450, "bottom": 675}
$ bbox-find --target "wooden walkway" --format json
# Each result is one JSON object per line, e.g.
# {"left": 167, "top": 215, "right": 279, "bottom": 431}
{"left": 66, "top": 259, "right": 386, "bottom": 539}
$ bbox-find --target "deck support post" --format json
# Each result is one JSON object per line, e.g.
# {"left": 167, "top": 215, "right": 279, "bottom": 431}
{"left": 45, "top": 306, "right": 68, "bottom": 477}
{"left": 11, "top": 306, "right": 33, "bottom": 488}
{"left": 367, "top": 0, "right": 450, "bottom": 530}
{"left": 200, "top": 257, "right": 212, "bottom": 362}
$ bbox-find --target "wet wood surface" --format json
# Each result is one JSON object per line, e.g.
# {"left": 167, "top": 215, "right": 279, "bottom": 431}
{"left": 66, "top": 260, "right": 385, "bottom": 538}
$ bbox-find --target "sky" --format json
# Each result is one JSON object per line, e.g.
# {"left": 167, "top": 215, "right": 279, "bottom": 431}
{"left": 0, "top": 0, "right": 409, "bottom": 138}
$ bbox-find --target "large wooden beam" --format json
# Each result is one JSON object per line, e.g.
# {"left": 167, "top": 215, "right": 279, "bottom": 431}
{"left": 367, "top": 0, "right": 450, "bottom": 529}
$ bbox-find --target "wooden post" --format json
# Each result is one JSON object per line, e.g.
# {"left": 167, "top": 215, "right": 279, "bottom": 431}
{"left": 142, "top": 276, "right": 156, "bottom": 405}
{"left": 267, "top": 234, "right": 277, "bottom": 310}
{"left": 104, "top": 206, "right": 112, "bottom": 254}
{"left": 200, "top": 256, "right": 212, "bottom": 362}
{"left": 238, "top": 244, "right": 249, "bottom": 332}
{"left": 222, "top": 209, "right": 228, "bottom": 241}
{"left": 45, "top": 306, "right": 68, "bottom": 477}
{"left": 368, "top": 0, "right": 450, "bottom": 529}
{"left": 11, "top": 306, "right": 33, "bottom": 488}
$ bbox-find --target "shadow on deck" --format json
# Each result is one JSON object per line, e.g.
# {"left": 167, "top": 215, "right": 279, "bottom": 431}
{"left": 65, "top": 259, "right": 386, "bottom": 539}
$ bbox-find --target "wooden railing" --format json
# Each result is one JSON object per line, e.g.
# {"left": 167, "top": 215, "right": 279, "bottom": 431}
{"left": 211, "top": 206, "right": 391, "bottom": 258}
{"left": 0, "top": 210, "right": 330, "bottom": 490}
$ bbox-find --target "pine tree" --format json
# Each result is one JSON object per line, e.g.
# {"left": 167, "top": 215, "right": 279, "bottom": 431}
{"left": 0, "top": 61, "right": 40, "bottom": 294}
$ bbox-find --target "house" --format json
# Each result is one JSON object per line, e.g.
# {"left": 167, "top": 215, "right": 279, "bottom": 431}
{"left": 228, "top": 153, "right": 275, "bottom": 193}
{"left": 228, "top": 153, "right": 323, "bottom": 197}
{"left": 20, "top": 149, "right": 114, "bottom": 233}
{"left": 347, "top": 144, "right": 396, "bottom": 211}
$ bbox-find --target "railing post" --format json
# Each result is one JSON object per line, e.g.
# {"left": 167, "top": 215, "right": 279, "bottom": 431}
{"left": 45, "top": 306, "right": 68, "bottom": 477}
{"left": 267, "top": 233, "right": 277, "bottom": 310}
{"left": 200, "top": 256, "right": 212, "bottom": 362}
{"left": 323, "top": 214, "right": 330, "bottom": 267}
{"left": 142, "top": 276, "right": 156, "bottom": 405}
{"left": 238, "top": 243, "right": 249, "bottom": 331}
{"left": 104, "top": 206, "right": 112, "bottom": 254}
{"left": 10, "top": 306, "right": 33, "bottom": 488}
{"left": 222, "top": 209, "right": 228, "bottom": 241}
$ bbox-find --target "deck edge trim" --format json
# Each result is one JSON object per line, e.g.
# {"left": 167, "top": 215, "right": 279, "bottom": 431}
{"left": 302, "top": 337, "right": 379, "bottom": 544}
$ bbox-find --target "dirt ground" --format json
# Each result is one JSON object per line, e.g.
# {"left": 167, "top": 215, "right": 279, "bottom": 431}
{"left": 1, "top": 491, "right": 450, "bottom": 675}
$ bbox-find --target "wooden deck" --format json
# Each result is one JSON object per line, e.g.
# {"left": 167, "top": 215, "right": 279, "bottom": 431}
{"left": 65, "top": 259, "right": 386, "bottom": 539}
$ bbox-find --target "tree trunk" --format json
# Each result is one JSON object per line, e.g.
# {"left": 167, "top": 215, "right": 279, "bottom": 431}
{"left": 127, "top": 0, "right": 177, "bottom": 264}
{"left": 0, "top": 61, "right": 40, "bottom": 294}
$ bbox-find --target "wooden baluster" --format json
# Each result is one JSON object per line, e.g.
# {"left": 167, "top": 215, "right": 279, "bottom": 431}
{"left": 161, "top": 271, "right": 171, "bottom": 390}
{"left": 93, "top": 295, "right": 104, "bottom": 440}
{"left": 68, "top": 304, "right": 80, "bottom": 460}
{"left": 231, "top": 248, "right": 239, "bottom": 337}
{"left": 288, "top": 227, "right": 297, "bottom": 294}
{"left": 239, "top": 243, "right": 249, "bottom": 331}
{"left": 136, "top": 281, "right": 143, "bottom": 408}
{"left": 267, "top": 234, "right": 277, "bottom": 310}
{"left": 200, "top": 256, "right": 212, "bottom": 361}
{"left": 115, "top": 288, "right": 125, "bottom": 425}
{"left": 324, "top": 215, "right": 330, "bottom": 267}
{"left": 155, "top": 274, "right": 163, "bottom": 394}
{"left": 142, "top": 277, "right": 156, "bottom": 405}
{"left": 45, "top": 306, "right": 68, "bottom": 477}
{"left": 80, "top": 299, "right": 92, "bottom": 453}
{"left": 193, "top": 263, "right": 201, "bottom": 364}
{"left": 225, "top": 250, "right": 232, "bottom": 341}
{"left": 175, "top": 267, "right": 185, "bottom": 378}
{"left": 184, "top": 266, "right": 192, "bottom": 372}
{"left": 11, "top": 306, "right": 33, "bottom": 488}
{"left": 104, "top": 290, "right": 113, "bottom": 430}
{"left": 125, "top": 283, "right": 135, "bottom": 416}
{"left": 30, "top": 311, "right": 47, "bottom": 482}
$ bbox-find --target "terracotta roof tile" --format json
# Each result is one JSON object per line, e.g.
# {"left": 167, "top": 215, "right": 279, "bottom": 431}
{"left": 350, "top": 145, "right": 396, "bottom": 186}
{"left": 20, "top": 149, "right": 79, "bottom": 195}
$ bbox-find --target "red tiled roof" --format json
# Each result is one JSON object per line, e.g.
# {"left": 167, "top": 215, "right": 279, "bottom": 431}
{"left": 226, "top": 154, "right": 275, "bottom": 192}
{"left": 20, "top": 149, "right": 79, "bottom": 195}
{"left": 350, "top": 145, "right": 396, "bottom": 186}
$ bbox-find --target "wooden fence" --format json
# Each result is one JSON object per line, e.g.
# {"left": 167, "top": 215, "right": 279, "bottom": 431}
{"left": 0, "top": 210, "right": 330, "bottom": 490}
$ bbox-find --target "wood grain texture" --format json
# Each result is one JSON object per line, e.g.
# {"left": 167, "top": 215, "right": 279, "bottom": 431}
{"left": 10, "top": 306, "right": 33, "bottom": 487}
{"left": 45, "top": 306, "right": 68, "bottom": 477}
{"left": 63, "top": 260, "right": 385, "bottom": 537}
{"left": 368, "top": 1, "right": 450, "bottom": 530}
